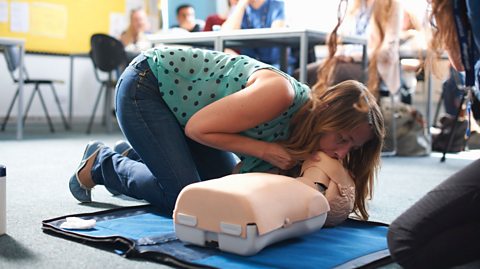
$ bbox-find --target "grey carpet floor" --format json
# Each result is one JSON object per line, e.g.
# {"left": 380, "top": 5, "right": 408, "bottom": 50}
{"left": 0, "top": 123, "right": 478, "bottom": 269}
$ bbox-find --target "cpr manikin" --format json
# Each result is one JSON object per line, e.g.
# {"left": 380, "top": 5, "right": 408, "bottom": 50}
{"left": 173, "top": 151, "right": 355, "bottom": 255}
{"left": 297, "top": 151, "right": 355, "bottom": 227}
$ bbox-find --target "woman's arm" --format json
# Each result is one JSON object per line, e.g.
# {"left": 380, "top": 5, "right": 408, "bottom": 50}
{"left": 378, "top": 0, "right": 402, "bottom": 64}
{"left": 374, "top": 0, "right": 403, "bottom": 93}
{"left": 271, "top": 20, "right": 285, "bottom": 28}
{"left": 221, "top": 0, "right": 249, "bottom": 30}
{"left": 269, "top": 0, "right": 286, "bottom": 28}
{"left": 185, "top": 70, "right": 296, "bottom": 170}
{"left": 119, "top": 31, "right": 130, "bottom": 47}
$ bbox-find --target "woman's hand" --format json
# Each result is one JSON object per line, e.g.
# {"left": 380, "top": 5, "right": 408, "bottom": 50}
{"left": 378, "top": 41, "right": 397, "bottom": 64}
{"left": 261, "top": 143, "right": 297, "bottom": 170}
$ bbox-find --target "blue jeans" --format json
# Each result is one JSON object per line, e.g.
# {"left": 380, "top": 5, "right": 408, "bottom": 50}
{"left": 91, "top": 54, "right": 237, "bottom": 214}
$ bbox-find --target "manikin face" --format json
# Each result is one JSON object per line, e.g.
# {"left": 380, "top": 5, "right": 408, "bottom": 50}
{"left": 316, "top": 122, "right": 373, "bottom": 160}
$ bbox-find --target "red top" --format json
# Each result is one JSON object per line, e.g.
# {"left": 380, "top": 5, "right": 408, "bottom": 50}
{"left": 203, "top": 14, "right": 226, "bottom": 31}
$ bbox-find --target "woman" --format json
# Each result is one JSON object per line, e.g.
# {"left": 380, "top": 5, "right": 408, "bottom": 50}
{"left": 120, "top": 8, "right": 151, "bottom": 56}
{"left": 313, "top": 0, "right": 402, "bottom": 98}
{"left": 203, "top": 0, "right": 238, "bottom": 31}
{"left": 221, "top": 0, "right": 288, "bottom": 69}
{"left": 69, "top": 46, "right": 384, "bottom": 222}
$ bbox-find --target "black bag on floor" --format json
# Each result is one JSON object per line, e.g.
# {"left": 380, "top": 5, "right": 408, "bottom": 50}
{"left": 381, "top": 99, "right": 431, "bottom": 156}
{"left": 432, "top": 115, "right": 468, "bottom": 153}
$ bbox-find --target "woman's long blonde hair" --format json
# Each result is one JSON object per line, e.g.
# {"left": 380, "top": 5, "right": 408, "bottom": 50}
{"left": 428, "top": 0, "right": 461, "bottom": 74}
{"left": 313, "top": 0, "right": 394, "bottom": 98}
{"left": 281, "top": 80, "right": 385, "bottom": 220}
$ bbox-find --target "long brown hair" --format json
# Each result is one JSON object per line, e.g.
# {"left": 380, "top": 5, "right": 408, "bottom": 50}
{"left": 282, "top": 80, "right": 385, "bottom": 220}
{"left": 313, "top": 0, "right": 394, "bottom": 97}
{"left": 428, "top": 0, "right": 461, "bottom": 75}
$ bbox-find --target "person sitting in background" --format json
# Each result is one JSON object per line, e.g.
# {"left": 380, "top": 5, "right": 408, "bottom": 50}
{"left": 171, "top": 4, "right": 204, "bottom": 32}
{"left": 305, "top": 0, "right": 403, "bottom": 100}
{"left": 221, "top": 0, "right": 291, "bottom": 71}
{"left": 120, "top": 8, "right": 151, "bottom": 60}
{"left": 398, "top": 7, "right": 428, "bottom": 104}
{"left": 203, "top": 0, "right": 238, "bottom": 32}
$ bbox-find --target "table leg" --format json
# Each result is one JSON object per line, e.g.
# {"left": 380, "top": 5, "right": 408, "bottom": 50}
{"left": 361, "top": 44, "right": 368, "bottom": 83}
{"left": 69, "top": 55, "right": 74, "bottom": 127}
{"left": 426, "top": 68, "right": 432, "bottom": 136}
{"left": 214, "top": 36, "right": 223, "bottom": 52}
{"left": 299, "top": 33, "right": 308, "bottom": 83}
{"left": 280, "top": 47, "right": 288, "bottom": 73}
{"left": 106, "top": 73, "right": 113, "bottom": 133}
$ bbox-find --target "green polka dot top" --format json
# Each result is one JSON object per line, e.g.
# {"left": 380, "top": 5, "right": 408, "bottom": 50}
{"left": 144, "top": 46, "right": 310, "bottom": 173}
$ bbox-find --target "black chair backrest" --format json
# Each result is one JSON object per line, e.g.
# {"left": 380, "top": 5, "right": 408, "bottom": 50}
{"left": 2, "top": 45, "right": 28, "bottom": 81}
{"left": 90, "top": 34, "right": 127, "bottom": 73}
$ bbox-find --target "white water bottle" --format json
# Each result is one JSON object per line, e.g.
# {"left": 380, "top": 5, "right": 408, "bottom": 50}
{"left": 0, "top": 165, "right": 6, "bottom": 235}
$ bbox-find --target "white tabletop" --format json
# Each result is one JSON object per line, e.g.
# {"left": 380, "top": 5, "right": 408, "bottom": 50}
{"left": 147, "top": 28, "right": 367, "bottom": 83}
{"left": 0, "top": 37, "right": 25, "bottom": 46}
{"left": 147, "top": 28, "right": 366, "bottom": 47}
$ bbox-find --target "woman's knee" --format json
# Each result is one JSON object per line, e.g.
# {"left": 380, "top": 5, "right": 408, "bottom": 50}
{"left": 387, "top": 218, "right": 418, "bottom": 268}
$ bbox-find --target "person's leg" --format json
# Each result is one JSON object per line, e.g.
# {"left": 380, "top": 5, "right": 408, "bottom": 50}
{"left": 90, "top": 55, "right": 214, "bottom": 213}
{"left": 186, "top": 137, "right": 237, "bottom": 180}
{"left": 387, "top": 159, "right": 480, "bottom": 269}
{"left": 113, "top": 140, "right": 142, "bottom": 161}
{"left": 112, "top": 134, "right": 237, "bottom": 181}
{"left": 442, "top": 68, "right": 464, "bottom": 116}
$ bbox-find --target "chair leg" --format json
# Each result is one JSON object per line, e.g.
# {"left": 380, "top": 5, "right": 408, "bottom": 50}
{"left": 86, "top": 83, "right": 105, "bottom": 134}
{"left": 36, "top": 85, "right": 55, "bottom": 133}
{"left": 433, "top": 88, "right": 445, "bottom": 128}
{"left": 381, "top": 94, "right": 398, "bottom": 157}
{"left": 1, "top": 88, "right": 20, "bottom": 131}
{"left": 22, "top": 87, "right": 38, "bottom": 127}
{"left": 105, "top": 85, "right": 114, "bottom": 133}
{"left": 49, "top": 83, "right": 70, "bottom": 130}
{"left": 102, "top": 87, "right": 108, "bottom": 127}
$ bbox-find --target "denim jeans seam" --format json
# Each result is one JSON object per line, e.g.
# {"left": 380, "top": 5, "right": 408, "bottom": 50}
{"left": 131, "top": 78, "right": 185, "bottom": 204}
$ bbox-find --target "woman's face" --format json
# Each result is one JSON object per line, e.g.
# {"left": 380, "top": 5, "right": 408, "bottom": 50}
{"left": 131, "top": 10, "right": 148, "bottom": 32}
{"left": 316, "top": 122, "right": 373, "bottom": 160}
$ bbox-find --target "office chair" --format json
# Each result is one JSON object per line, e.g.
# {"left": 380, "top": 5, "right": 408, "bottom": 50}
{"left": 87, "top": 33, "right": 127, "bottom": 134}
{"left": 1, "top": 45, "right": 69, "bottom": 132}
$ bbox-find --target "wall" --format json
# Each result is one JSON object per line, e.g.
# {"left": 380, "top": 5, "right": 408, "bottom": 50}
{"left": 284, "top": 0, "right": 337, "bottom": 31}
{"left": 0, "top": 0, "right": 159, "bottom": 123}
{"left": 0, "top": 0, "right": 125, "bottom": 54}
{"left": 0, "top": 0, "right": 216, "bottom": 124}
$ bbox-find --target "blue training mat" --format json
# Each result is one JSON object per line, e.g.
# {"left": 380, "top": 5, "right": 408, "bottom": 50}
{"left": 42, "top": 205, "right": 391, "bottom": 269}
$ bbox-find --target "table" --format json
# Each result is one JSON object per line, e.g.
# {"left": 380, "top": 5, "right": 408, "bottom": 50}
{"left": 0, "top": 37, "right": 25, "bottom": 140}
{"left": 147, "top": 28, "right": 367, "bottom": 84}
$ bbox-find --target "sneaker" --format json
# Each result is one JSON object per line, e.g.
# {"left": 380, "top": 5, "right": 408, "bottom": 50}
{"left": 69, "top": 141, "right": 105, "bottom": 202}
{"left": 114, "top": 140, "right": 133, "bottom": 157}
